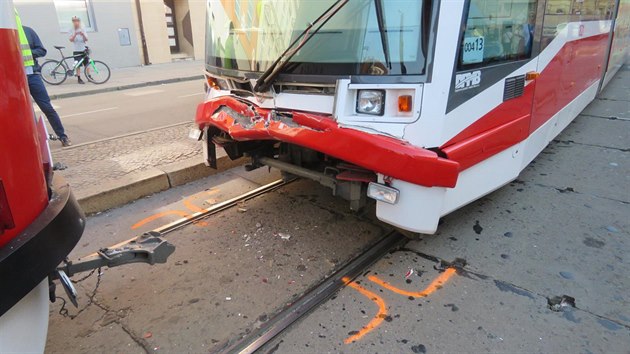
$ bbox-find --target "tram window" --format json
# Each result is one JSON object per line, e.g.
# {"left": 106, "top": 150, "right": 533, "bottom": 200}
{"left": 541, "top": 0, "right": 616, "bottom": 50}
{"left": 458, "top": 0, "right": 538, "bottom": 69}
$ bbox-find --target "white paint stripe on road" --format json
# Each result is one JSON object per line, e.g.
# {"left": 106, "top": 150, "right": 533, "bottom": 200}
{"left": 35, "top": 103, "right": 60, "bottom": 112}
{"left": 125, "top": 89, "right": 164, "bottom": 97}
{"left": 63, "top": 107, "right": 118, "bottom": 118}
{"left": 177, "top": 92, "right": 205, "bottom": 98}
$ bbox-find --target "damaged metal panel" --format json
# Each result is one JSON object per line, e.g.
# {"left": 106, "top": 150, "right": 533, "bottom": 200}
{"left": 195, "top": 97, "right": 460, "bottom": 188}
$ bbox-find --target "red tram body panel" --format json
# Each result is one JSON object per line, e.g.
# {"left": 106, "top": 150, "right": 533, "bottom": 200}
{"left": 0, "top": 1, "right": 85, "bottom": 351}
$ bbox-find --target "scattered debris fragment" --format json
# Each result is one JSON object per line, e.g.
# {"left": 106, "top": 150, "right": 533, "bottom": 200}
{"left": 556, "top": 187, "right": 575, "bottom": 193}
{"left": 278, "top": 233, "right": 291, "bottom": 240}
{"left": 225, "top": 297, "right": 232, "bottom": 301}
{"left": 52, "top": 162, "right": 67, "bottom": 171}
{"left": 143, "top": 332, "right": 153, "bottom": 339}
{"left": 411, "top": 344, "right": 427, "bottom": 353}
{"left": 237, "top": 208, "right": 248, "bottom": 213}
{"left": 405, "top": 269, "right": 414, "bottom": 279}
{"left": 473, "top": 221, "right": 483, "bottom": 235}
{"left": 547, "top": 295, "right": 576, "bottom": 312}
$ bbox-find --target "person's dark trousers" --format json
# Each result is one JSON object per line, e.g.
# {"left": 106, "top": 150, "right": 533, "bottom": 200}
{"left": 27, "top": 74, "right": 67, "bottom": 139}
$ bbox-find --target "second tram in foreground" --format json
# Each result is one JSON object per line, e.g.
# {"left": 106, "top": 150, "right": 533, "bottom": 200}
{"left": 195, "top": 0, "right": 629, "bottom": 234}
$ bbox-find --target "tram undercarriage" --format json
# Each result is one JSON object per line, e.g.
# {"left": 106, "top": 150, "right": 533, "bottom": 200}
{"left": 205, "top": 130, "right": 372, "bottom": 212}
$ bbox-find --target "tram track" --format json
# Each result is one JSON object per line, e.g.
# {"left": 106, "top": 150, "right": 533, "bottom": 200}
{"left": 218, "top": 231, "right": 408, "bottom": 354}
{"left": 141, "top": 176, "right": 409, "bottom": 354}
{"left": 152, "top": 179, "right": 291, "bottom": 236}
{"left": 62, "top": 174, "right": 408, "bottom": 353}
{"left": 141, "top": 174, "right": 409, "bottom": 354}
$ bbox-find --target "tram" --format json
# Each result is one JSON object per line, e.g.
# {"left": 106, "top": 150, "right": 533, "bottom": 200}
{"left": 196, "top": 0, "right": 630, "bottom": 234}
{"left": 0, "top": 1, "right": 85, "bottom": 351}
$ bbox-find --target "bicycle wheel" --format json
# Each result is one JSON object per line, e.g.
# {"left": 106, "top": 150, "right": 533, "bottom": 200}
{"left": 40, "top": 60, "right": 68, "bottom": 85}
{"left": 85, "top": 60, "right": 111, "bottom": 84}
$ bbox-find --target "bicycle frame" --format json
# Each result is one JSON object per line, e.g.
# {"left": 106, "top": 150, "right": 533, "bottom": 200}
{"left": 53, "top": 48, "right": 98, "bottom": 75}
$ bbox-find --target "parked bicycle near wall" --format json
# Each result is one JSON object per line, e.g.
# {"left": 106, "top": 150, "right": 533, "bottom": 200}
{"left": 40, "top": 46, "right": 111, "bottom": 85}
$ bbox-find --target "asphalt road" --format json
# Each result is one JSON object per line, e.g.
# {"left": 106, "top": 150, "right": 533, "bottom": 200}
{"left": 38, "top": 80, "right": 205, "bottom": 150}
{"left": 44, "top": 68, "right": 629, "bottom": 353}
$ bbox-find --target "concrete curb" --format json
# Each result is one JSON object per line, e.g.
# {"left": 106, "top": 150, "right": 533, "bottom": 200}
{"left": 49, "top": 74, "right": 204, "bottom": 100}
{"left": 76, "top": 153, "right": 246, "bottom": 215}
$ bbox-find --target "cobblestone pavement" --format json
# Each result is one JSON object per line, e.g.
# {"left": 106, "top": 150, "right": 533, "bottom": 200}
{"left": 53, "top": 123, "right": 200, "bottom": 195}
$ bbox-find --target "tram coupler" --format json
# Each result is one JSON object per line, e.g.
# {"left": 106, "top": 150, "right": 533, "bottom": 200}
{"left": 53, "top": 231, "right": 175, "bottom": 278}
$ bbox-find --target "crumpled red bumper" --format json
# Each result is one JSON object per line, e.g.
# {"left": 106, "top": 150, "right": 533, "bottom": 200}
{"left": 195, "top": 97, "right": 459, "bottom": 188}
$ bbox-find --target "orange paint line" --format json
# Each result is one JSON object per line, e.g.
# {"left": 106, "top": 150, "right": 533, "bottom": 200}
{"left": 183, "top": 197, "right": 207, "bottom": 213}
{"left": 342, "top": 276, "right": 388, "bottom": 344}
{"left": 368, "top": 268, "right": 457, "bottom": 298}
{"left": 131, "top": 210, "right": 191, "bottom": 230}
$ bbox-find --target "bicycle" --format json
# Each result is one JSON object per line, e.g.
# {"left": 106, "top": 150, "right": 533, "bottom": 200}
{"left": 40, "top": 46, "right": 111, "bottom": 85}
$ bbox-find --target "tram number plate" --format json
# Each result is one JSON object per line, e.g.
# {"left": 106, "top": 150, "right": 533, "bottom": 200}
{"left": 462, "top": 36, "right": 485, "bottom": 64}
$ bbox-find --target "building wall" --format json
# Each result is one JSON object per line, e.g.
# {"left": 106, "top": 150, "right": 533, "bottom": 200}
{"left": 138, "top": 0, "right": 171, "bottom": 64}
{"left": 188, "top": 0, "right": 205, "bottom": 60}
{"left": 14, "top": 0, "right": 207, "bottom": 68}
{"left": 174, "top": 0, "right": 194, "bottom": 57}
{"left": 14, "top": 0, "right": 142, "bottom": 68}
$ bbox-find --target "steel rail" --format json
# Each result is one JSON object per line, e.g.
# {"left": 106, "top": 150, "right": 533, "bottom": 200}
{"left": 154, "top": 179, "right": 290, "bottom": 235}
{"left": 220, "top": 231, "right": 407, "bottom": 354}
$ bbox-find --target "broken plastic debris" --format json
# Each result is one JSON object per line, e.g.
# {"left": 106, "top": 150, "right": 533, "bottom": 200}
{"left": 547, "top": 295, "right": 576, "bottom": 312}
{"left": 143, "top": 332, "right": 153, "bottom": 339}
{"left": 237, "top": 208, "right": 248, "bottom": 213}
{"left": 256, "top": 222, "right": 262, "bottom": 228}
{"left": 225, "top": 297, "right": 232, "bottom": 301}
{"left": 278, "top": 233, "right": 291, "bottom": 240}
{"left": 405, "top": 269, "right": 414, "bottom": 279}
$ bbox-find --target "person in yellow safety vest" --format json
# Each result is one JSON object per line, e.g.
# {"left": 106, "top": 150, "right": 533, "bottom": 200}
{"left": 15, "top": 9, "right": 71, "bottom": 146}
{"left": 14, "top": 9, "right": 34, "bottom": 72}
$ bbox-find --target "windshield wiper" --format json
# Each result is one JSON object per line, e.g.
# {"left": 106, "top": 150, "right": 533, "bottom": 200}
{"left": 253, "top": 0, "right": 350, "bottom": 93}
{"left": 374, "top": 0, "right": 391, "bottom": 70}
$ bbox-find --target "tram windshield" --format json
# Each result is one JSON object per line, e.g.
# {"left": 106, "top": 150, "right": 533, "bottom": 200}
{"left": 205, "top": 0, "right": 430, "bottom": 77}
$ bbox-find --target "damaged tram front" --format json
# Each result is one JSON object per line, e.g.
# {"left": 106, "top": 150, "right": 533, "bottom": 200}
{"left": 196, "top": 0, "right": 453, "bottom": 233}
{"left": 195, "top": 0, "right": 627, "bottom": 233}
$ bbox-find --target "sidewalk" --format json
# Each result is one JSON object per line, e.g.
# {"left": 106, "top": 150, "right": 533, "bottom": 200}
{"left": 47, "top": 60, "right": 205, "bottom": 100}
{"left": 53, "top": 123, "right": 244, "bottom": 214}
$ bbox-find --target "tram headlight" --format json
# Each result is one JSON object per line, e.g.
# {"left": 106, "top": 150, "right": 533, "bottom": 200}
{"left": 356, "top": 90, "right": 385, "bottom": 116}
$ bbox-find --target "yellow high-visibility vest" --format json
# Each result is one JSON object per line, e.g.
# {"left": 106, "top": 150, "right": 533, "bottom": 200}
{"left": 14, "top": 9, "right": 34, "bottom": 68}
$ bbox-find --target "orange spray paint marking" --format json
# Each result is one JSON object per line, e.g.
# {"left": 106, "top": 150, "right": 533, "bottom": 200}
{"left": 130, "top": 190, "right": 224, "bottom": 230}
{"left": 342, "top": 276, "right": 388, "bottom": 344}
{"left": 131, "top": 210, "right": 192, "bottom": 230}
{"left": 368, "top": 267, "right": 457, "bottom": 298}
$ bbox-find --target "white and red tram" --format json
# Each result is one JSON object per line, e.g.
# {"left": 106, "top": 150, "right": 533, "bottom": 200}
{"left": 196, "top": 0, "right": 629, "bottom": 234}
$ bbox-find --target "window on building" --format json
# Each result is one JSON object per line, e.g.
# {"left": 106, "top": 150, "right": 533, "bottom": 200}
{"left": 458, "top": 0, "right": 538, "bottom": 69}
{"left": 54, "top": 0, "right": 96, "bottom": 32}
